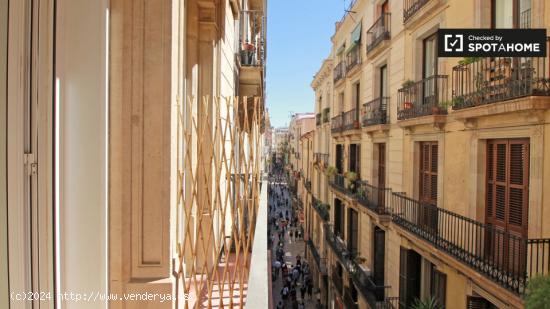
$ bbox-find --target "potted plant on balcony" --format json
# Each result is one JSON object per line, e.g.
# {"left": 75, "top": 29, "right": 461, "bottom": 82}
{"left": 241, "top": 41, "right": 256, "bottom": 66}
{"left": 326, "top": 165, "right": 337, "bottom": 177}
{"left": 354, "top": 256, "right": 367, "bottom": 264}
{"left": 345, "top": 171, "right": 358, "bottom": 191}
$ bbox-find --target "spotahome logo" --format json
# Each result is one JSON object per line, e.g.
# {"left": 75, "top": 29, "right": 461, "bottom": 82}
{"left": 438, "top": 29, "right": 547, "bottom": 57}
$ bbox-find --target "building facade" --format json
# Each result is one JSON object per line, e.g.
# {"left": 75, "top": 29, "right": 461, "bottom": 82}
{"left": 2, "top": 0, "right": 267, "bottom": 308}
{"left": 304, "top": 0, "right": 550, "bottom": 308}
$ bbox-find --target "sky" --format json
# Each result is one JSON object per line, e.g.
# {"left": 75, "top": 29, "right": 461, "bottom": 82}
{"left": 266, "top": 0, "right": 346, "bottom": 128}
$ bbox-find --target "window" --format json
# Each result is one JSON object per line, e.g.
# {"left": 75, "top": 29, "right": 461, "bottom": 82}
{"left": 338, "top": 92, "right": 345, "bottom": 114}
{"left": 423, "top": 33, "right": 438, "bottom": 79}
{"left": 349, "top": 144, "right": 361, "bottom": 174}
{"left": 379, "top": 65, "right": 388, "bottom": 98}
{"left": 347, "top": 208, "right": 359, "bottom": 255}
{"left": 419, "top": 142, "right": 438, "bottom": 205}
{"left": 353, "top": 82, "right": 361, "bottom": 114}
{"left": 334, "top": 199, "right": 345, "bottom": 237}
{"left": 336, "top": 144, "right": 344, "bottom": 173}
{"left": 399, "top": 248, "right": 421, "bottom": 308}
{"left": 486, "top": 139, "right": 529, "bottom": 273}
{"left": 492, "top": 0, "right": 531, "bottom": 29}
{"left": 467, "top": 296, "right": 499, "bottom": 309}
{"left": 431, "top": 269, "right": 447, "bottom": 308}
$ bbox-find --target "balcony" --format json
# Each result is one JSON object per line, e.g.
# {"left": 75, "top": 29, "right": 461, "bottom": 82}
{"left": 330, "top": 173, "right": 359, "bottom": 198}
{"left": 346, "top": 44, "right": 361, "bottom": 73}
{"left": 238, "top": 10, "right": 266, "bottom": 97}
{"left": 397, "top": 75, "right": 448, "bottom": 121}
{"left": 343, "top": 108, "right": 361, "bottom": 131}
{"left": 322, "top": 107, "right": 331, "bottom": 123}
{"left": 307, "top": 239, "right": 328, "bottom": 275}
{"left": 403, "top": 0, "right": 430, "bottom": 23}
{"left": 362, "top": 97, "right": 388, "bottom": 127}
{"left": 356, "top": 181, "right": 391, "bottom": 216}
{"left": 312, "top": 196, "right": 330, "bottom": 222}
{"left": 334, "top": 61, "right": 346, "bottom": 83}
{"left": 331, "top": 114, "right": 343, "bottom": 133}
{"left": 452, "top": 52, "right": 550, "bottom": 111}
{"left": 390, "top": 192, "right": 550, "bottom": 295}
{"left": 366, "top": 13, "right": 391, "bottom": 53}
{"left": 316, "top": 113, "right": 322, "bottom": 126}
{"left": 325, "top": 224, "right": 396, "bottom": 307}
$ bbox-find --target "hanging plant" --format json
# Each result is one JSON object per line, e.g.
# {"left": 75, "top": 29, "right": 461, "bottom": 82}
{"left": 326, "top": 166, "right": 337, "bottom": 177}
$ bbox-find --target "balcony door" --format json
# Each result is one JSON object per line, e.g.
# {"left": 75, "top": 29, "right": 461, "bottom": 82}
{"left": 373, "top": 227, "right": 385, "bottom": 301}
{"left": 492, "top": 0, "right": 531, "bottom": 29}
{"left": 422, "top": 33, "right": 438, "bottom": 105}
{"left": 377, "top": 143, "right": 386, "bottom": 210}
{"left": 334, "top": 198, "right": 344, "bottom": 237}
{"left": 347, "top": 208, "right": 358, "bottom": 255}
{"left": 419, "top": 142, "right": 438, "bottom": 234}
{"left": 349, "top": 144, "right": 360, "bottom": 174}
{"left": 485, "top": 139, "right": 529, "bottom": 275}
{"left": 336, "top": 144, "right": 344, "bottom": 174}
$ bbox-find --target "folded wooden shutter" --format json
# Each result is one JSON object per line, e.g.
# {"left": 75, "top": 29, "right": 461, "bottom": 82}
{"left": 399, "top": 247, "right": 408, "bottom": 308}
{"left": 467, "top": 296, "right": 490, "bottom": 309}
{"left": 431, "top": 269, "right": 447, "bottom": 308}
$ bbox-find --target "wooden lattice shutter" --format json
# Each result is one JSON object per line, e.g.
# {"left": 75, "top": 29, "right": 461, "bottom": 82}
{"left": 399, "top": 247, "right": 409, "bottom": 308}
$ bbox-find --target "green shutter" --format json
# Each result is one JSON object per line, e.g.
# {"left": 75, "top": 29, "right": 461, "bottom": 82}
{"left": 351, "top": 23, "right": 362, "bottom": 43}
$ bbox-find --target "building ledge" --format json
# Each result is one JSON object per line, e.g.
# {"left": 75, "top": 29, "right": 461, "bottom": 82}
{"left": 451, "top": 96, "right": 550, "bottom": 122}
{"left": 362, "top": 124, "right": 390, "bottom": 135}
{"left": 366, "top": 39, "right": 390, "bottom": 58}
{"left": 397, "top": 114, "right": 447, "bottom": 130}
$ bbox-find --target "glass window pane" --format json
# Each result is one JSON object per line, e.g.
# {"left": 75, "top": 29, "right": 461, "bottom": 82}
{"left": 494, "top": 0, "right": 514, "bottom": 28}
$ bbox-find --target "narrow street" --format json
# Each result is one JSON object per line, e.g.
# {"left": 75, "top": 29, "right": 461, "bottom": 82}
{"left": 268, "top": 171, "right": 320, "bottom": 309}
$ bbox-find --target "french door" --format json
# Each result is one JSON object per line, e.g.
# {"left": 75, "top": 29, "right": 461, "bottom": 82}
{"left": 419, "top": 142, "right": 438, "bottom": 234}
{"left": 486, "top": 139, "right": 529, "bottom": 275}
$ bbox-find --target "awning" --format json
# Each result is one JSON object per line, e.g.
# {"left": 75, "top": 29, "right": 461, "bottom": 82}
{"left": 351, "top": 22, "right": 362, "bottom": 43}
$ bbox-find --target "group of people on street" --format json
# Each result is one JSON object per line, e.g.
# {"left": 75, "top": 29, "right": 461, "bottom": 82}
{"left": 268, "top": 165, "right": 324, "bottom": 309}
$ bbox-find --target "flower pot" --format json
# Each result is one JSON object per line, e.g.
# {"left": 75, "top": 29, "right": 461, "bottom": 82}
{"left": 404, "top": 102, "right": 413, "bottom": 109}
{"left": 431, "top": 106, "right": 441, "bottom": 114}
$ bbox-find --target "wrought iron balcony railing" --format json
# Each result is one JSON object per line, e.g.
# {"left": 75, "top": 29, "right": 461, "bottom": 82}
{"left": 451, "top": 44, "right": 550, "bottom": 110}
{"left": 331, "top": 114, "right": 343, "bottom": 133}
{"left": 307, "top": 239, "right": 327, "bottom": 275}
{"left": 343, "top": 288, "right": 359, "bottom": 309}
{"left": 343, "top": 108, "right": 361, "bottom": 131}
{"left": 390, "top": 192, "right": 550, "bottom": 295}
{"left": 362, "top": 97, "right": 388, "bottom": 126}
{"left": 347, "top": 44, "right": 361, "bottom": 72}
{"left": 322, "top": 107, "right": 331, "bottom": 123}
{"left": 329, "top": 174, "right": 346, "bottom": 193}
{"left": 334, "top": 61, "right": 346, "bottom": 83}
{"left": 325, "top": 223, "right": 392, "bottom": 307}
{"left": 239, "top": 10, "right": 266, "bottom": 67}
{"left": 356, "top": 181, "right": 391, "bottom": 215}
{"left": 397, "top": 75, "right": 449, "bottom": 120}
{"left": 403, "top": 0, "right": 430, "bottom": 23}
{"left": 366, "top": 13, "right": 391, "bottom": 52}
{"left": 312, "top": 196, "right": 330, "bottom": 222}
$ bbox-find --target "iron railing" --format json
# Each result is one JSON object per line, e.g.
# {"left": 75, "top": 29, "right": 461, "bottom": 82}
{"left": 329, "top": 174, "right": 346, "bottom": 194}
{"left": 347, "top": 44, "right": 361, "bottom": 72}
{"left": 362, "top": 97, "right": 389, "bottom": 126}
{"left": 316, "top": 113, "right": 322, "bottom": 126}
{"left": 403, "top": 0, "right": 430, "bottom": 23}
{"left": 367, "top": 13, "right": 391, "bottom": 52}
{"left": 343, "top": 108, "right": 361, "bottom": 131}
{"left": 331, "top": 265, "right": 344, "bottom": 295}
{"left": 325, "top": 224, "right": 392, "bottom": 307}
{"left": 452, "top": 43, "right": 550, "bottom": 110}
{"left": 390, "top": 192, "right": 550, "bottom": 294}
{"left": 343, "top": 288, "right": 359, "bottom": 309}
{"left": 377, "top": 297, "right": 399, "bottom": 309}
{"left": 334, "top": 61, "right": 346, "bottom": 83}
{"left": 331, "top": 113, "right": 343, "bottom": 133}
{"left": 312, "top": 196, "right": 330, "bottom": 222}
{"left": 239, "top": 10, "right": 265, "bottom": 66}
{"left": 356, "top": 181, "right": 391, "bottom": 215}
{"left": 323, "top": 107, "right": 331, "bottom": 123}
{"left": 307, "top": 239, "right": 327, "bottom": 275}
{"left": 397, "top": 75, "right": 449, "bottom": 120}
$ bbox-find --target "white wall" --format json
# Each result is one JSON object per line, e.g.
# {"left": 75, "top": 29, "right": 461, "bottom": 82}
{"left": 56, "top": 0, "right": 108, "bottom": 308}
